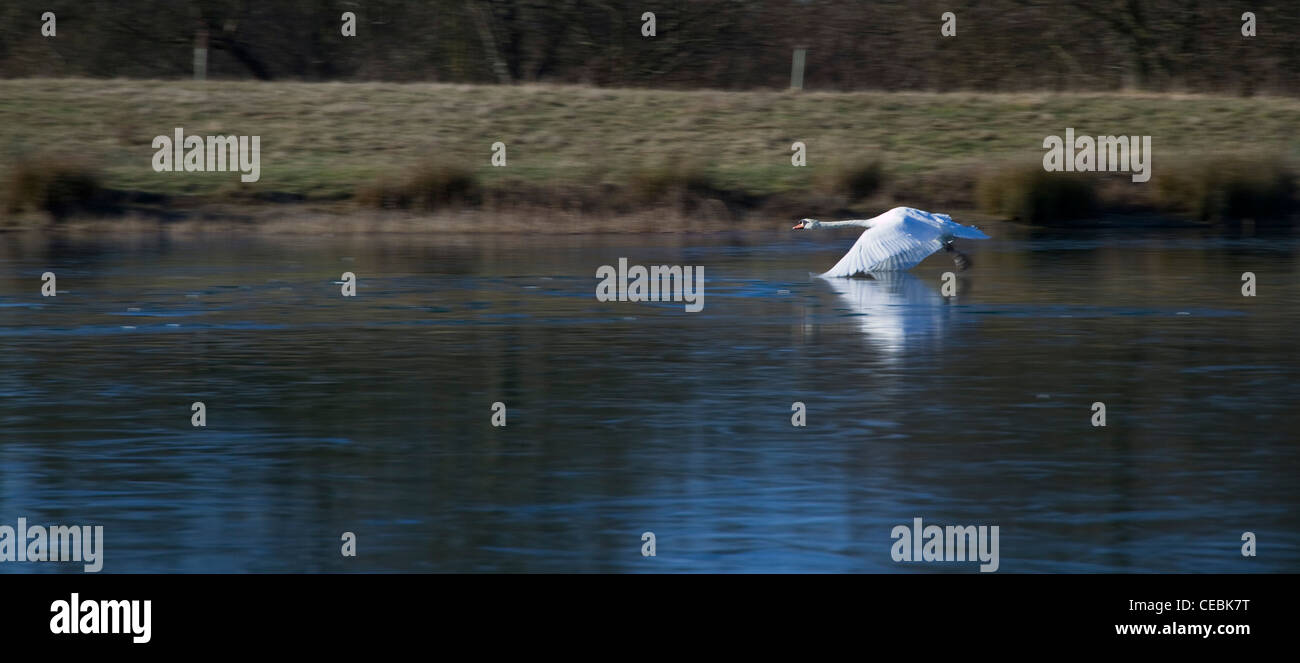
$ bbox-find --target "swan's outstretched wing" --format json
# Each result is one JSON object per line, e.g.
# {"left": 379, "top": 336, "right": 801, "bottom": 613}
{"left": 942, "top": 219, "right": 991, "bottom": 240}
{"left": 821, "top": 213, "right": 945, "bottom": 276}
{"left": 923, "top": 209, "right": 991, "bottom": 239}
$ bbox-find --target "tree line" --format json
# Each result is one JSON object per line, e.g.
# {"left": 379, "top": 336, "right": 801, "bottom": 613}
{"left": 1, "top": 0, "right": 1296, "bottom": 95}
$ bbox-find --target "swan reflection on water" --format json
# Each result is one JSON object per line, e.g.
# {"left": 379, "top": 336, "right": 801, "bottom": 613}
{"left": 812, "top": 271, "right": 958, "bottom": 358}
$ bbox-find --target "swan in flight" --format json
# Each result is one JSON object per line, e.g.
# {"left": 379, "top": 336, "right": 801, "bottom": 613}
{"left": 792, "top": 206, "right": 990, "bottom": 276}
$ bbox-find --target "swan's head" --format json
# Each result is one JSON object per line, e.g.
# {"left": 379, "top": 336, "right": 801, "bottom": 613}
{"left": 792, "top": 218, "right": 820, "bottom": 230}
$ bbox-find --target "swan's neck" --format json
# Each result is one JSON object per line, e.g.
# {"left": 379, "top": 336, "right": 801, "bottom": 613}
{"left": 819, "top": 219, "right": 873, "bottom": 229}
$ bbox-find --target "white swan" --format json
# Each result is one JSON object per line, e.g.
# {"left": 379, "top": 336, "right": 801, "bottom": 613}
{"left": 792, "top": 206, "right": 990, "bottom": 276}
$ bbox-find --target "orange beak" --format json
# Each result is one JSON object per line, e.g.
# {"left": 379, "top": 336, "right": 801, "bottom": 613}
{"left": 792, "top": 221, "right": 805, "bottom": 230}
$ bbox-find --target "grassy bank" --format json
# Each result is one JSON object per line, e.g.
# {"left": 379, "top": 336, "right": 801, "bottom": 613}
{"left": 3, "top": 79, "right": 1300, "bottom": 229}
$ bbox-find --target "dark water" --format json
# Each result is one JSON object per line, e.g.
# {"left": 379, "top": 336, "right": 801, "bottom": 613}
{"left": 1, "top": 225, "right": 1297, "bottom": 572}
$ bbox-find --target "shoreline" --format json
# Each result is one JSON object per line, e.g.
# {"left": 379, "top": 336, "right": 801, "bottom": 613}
{"left": 1, "top": 198, "right": 1242, "bottom": 237}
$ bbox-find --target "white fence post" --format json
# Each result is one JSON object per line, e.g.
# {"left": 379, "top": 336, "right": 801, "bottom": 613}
{"left": 194, "top": 28, "right": 209, "bottom": 81}
{"left": 790, "top": 47, "right": 807, "bottom": 90}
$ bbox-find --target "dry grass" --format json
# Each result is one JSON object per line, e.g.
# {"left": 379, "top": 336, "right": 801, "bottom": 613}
{"left": 3, "top": 79, "right": 1299, "bottom": 200}
{"left": 4, "top": 155, "right": 105, "bottom": 219}
{"left": 1152, "top": 154, "right": 1296, "bottom": 221}
{"left": 3, "top": 79, "right": 1300, "bottom": 227}
{"left": 354, "top": 163, "right": 480, "bottom": 210}
{"left": 975, "top": 163, "right": 1099, "bottom": 224}
{"left": 623, "top": 162, "right": 718, "bottom": 205}
{"left": 815, "top": 159, "right": 884, "bottom": 201}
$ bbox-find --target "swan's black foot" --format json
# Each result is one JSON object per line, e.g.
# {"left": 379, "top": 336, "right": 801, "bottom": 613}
{"left": 942, "top": 241, "right": 972, "bottom": 271}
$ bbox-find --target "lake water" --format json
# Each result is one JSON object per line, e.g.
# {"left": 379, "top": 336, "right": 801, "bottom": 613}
{"left": 1, "top": 224, "right": 1297, "bottom": 572}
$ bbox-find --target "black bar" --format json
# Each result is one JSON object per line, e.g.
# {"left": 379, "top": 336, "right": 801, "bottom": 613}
{"left": 3, "top": 573, "right": 1288, "bottom": 652}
